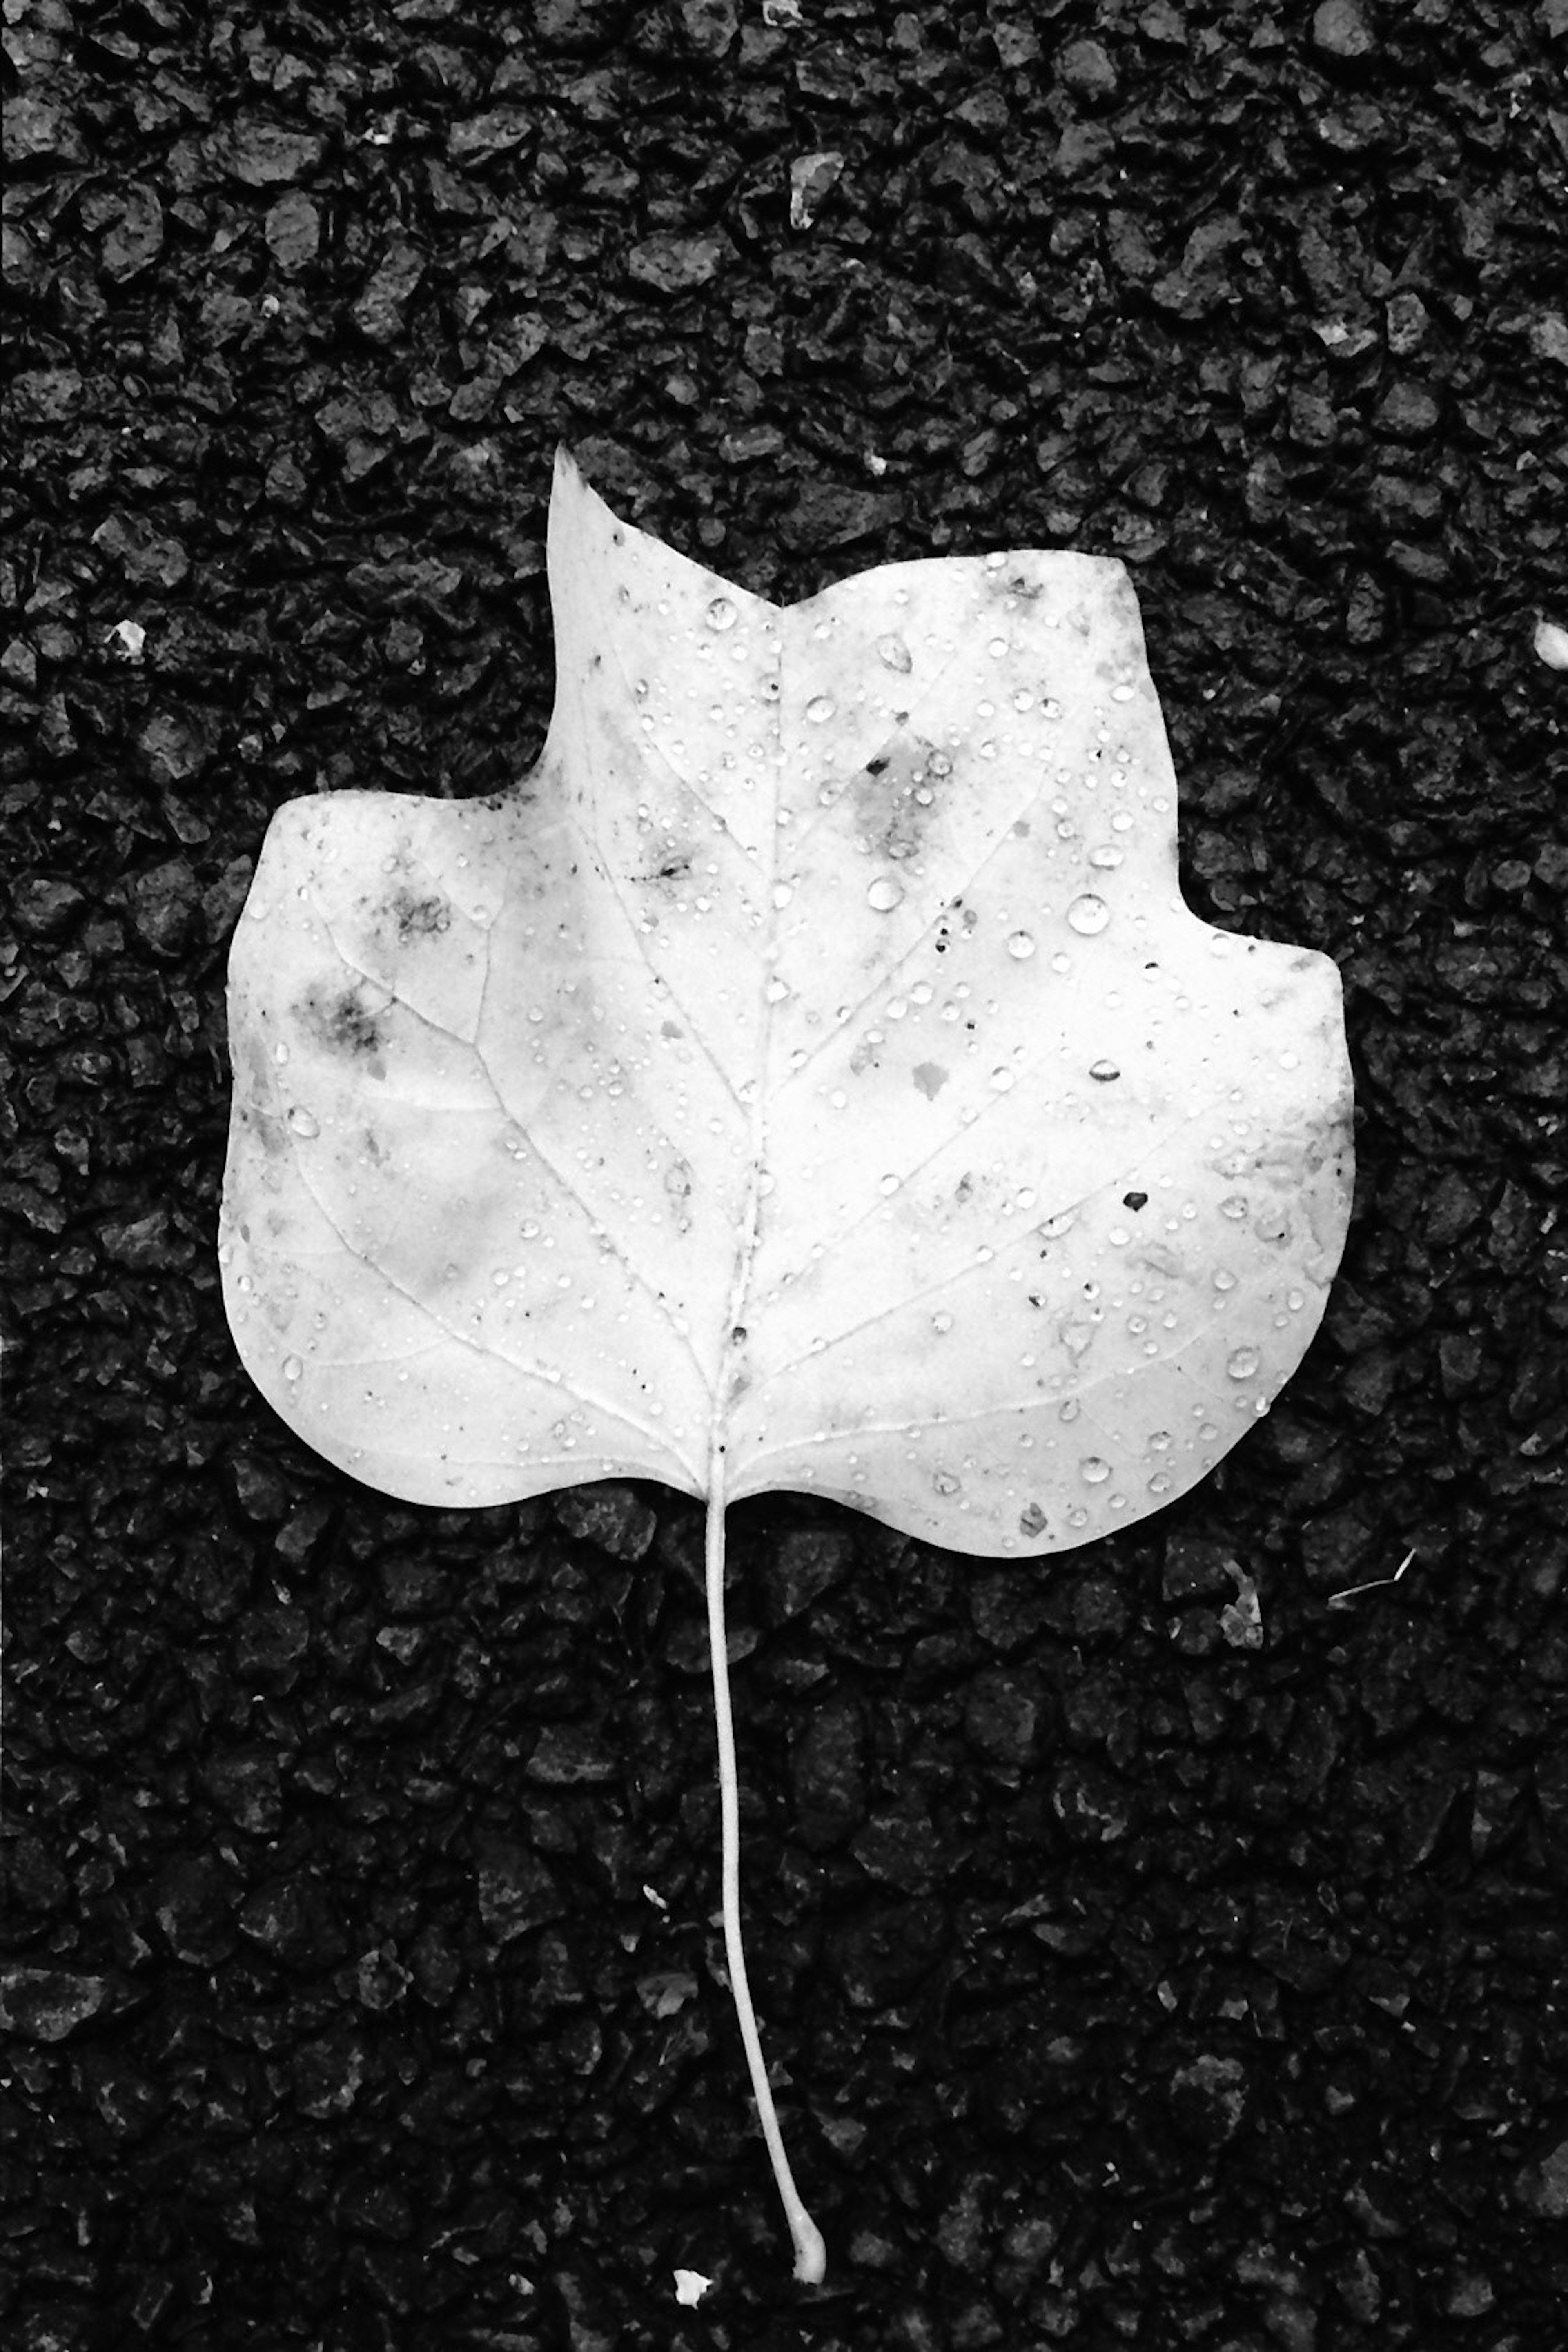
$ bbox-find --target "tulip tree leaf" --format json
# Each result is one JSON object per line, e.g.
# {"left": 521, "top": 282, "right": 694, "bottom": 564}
{"left": 220, "top": 447, "right": 1354, "bottom": 2278}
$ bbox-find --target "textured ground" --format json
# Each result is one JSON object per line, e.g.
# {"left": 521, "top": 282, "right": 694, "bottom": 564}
{"left": 4, "top": 2, "right": 1567, "bottom": 2348}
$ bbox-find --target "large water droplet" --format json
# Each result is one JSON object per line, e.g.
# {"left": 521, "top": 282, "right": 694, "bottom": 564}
{"left": 1067, "top": 893, "right": 1110, "bottom": 935}
{"left": 287, "top": 1106, "right": 320, "bottom": 1138}
{"left": 989, "top": 1067, "right": 1016, "bottom": 1092}
{"left": 1088, "top": 1058, "right": 1120, "bottom": 1083}
{"left": 866, "top": 875, "right": 904, "bottom": 912}
{"left": 805, "top": 693, "right": 836, "bottom": 724}
{"left": 706, "top": 597, "right": 737, "bottom": 632}
{"left": 771, "top": 881, "right": 794, "bottom": 909}
{"left": 1227, "top": 1345, "right": 1261, "bottom": 1379}
{"left": 281, "top": 1355, "right": 303, "bottom": 1383}
{"left": 876, "top": 633, "right": 913, "bottom": 672}
{"left": 1080, "top": 1456, "right": 1111, "bottom": 1485}
{"left": 931, "top": 1310, "right": 954, "bottom": 1335}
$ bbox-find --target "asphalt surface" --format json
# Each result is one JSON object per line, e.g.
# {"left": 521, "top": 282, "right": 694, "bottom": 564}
{"left": 4, "top": 3, "right": 1566, "bottom": 2347}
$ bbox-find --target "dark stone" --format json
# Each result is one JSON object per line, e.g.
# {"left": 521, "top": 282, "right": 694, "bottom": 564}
{"left": 474, "top": 1838, "right": 563, "bottom": 1942}
{"left": 790, "top": 1697, "right": 866, "bottom": 1846}
{"left": 625, "top": 229, "right": 737, "bottom": 292}
{"left": 352, "top": 240, "right": 427, "bottom": 345}
{"left": 212, "top": 122, "right": 325, "bottom": 186}
{"left": 554, "top": 1480, "right": 658, "bottom": 1559}
{"left": 1167, "top": 2053, "right": 1249, "bottom": 2145}
{"left": 1057, "top": 38, "right": 1118, "bottom": 103}
{"left": 152, "top": 1857, "right": 243, "bottom": 1965}
{"left": 778, "top": 483, "right": 904, "bottom": 550}
{"left": 1312, "top": 0, "right": 1375, "bottom": 61}
{"left": 0, "top": 1967, "right": 117, "bottom": 2041}
{"left": 759, "top": 1524, "right": 854, "bottom": 1623}
{"left": 962, "top": 1666, "right": 1042, "bottom": 1766}
{"left": 10, "top": 876, "right": 88, "bottom": 936}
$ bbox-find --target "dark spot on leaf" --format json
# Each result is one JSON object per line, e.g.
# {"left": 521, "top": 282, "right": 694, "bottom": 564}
{"left": 387, "top": 887, "right": 449, "bottom": 942}
{"left": 663, "top": 1157, "right": 693, "bottom": 1233}
{"left": 1123, "top": 1191, "right": 1148, "bottom": 1210}
{"left": 298, "top": 983, "right": 385, "bottom": 1063}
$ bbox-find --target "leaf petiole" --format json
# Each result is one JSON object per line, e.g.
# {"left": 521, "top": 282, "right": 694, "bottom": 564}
{"left": 704, "top": 1483, "right": 827, "bottom": 2285}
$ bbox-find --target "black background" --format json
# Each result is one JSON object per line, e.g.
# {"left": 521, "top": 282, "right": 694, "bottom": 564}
{"left": 4, "top": 2, "right": 1566, "bottom": 2348}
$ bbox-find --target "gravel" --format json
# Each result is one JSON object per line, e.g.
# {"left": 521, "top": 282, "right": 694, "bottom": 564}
{"left": 4, "top": 2, "right": 1566, "bottom": 2347}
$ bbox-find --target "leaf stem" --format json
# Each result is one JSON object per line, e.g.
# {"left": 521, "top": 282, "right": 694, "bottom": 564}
{"left": 704, "top": 1482, "right": 826, "bottom": 2285}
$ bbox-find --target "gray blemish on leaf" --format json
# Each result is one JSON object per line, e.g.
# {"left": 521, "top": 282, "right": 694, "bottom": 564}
{"left": 384, "top": 886, "right": 450, "bottom": 943}
{"left": 991, "top": 564, "right": 1042, "bottom": 602}
{"left": 664, "top": 1155, "right": 693, "bottom": 1234}
{"left": 912, "top": 1061, "right": 949, "bottom": 1100}
{"left": 846, "top": 737, "right": 947, "bottom": 868}
{"left": 296, "top": 981, "right": 387, "bottom": 1072}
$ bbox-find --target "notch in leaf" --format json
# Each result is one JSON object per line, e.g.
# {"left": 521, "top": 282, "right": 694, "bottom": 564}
{"left": 221, "top": 447, "right": 1353, "bottom": 2280}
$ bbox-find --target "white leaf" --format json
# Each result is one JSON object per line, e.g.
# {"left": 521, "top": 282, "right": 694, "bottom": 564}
{"left": 219, "top": 447, "right": 1355, "bottom": 2282}
{"left": 221, "top": 447, "right": 1353, "bottom": 1559}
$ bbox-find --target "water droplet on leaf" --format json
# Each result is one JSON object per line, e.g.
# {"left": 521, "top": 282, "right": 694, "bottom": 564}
{"left": 1067, "top": 894, "right": 1110, "bottom": 935}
